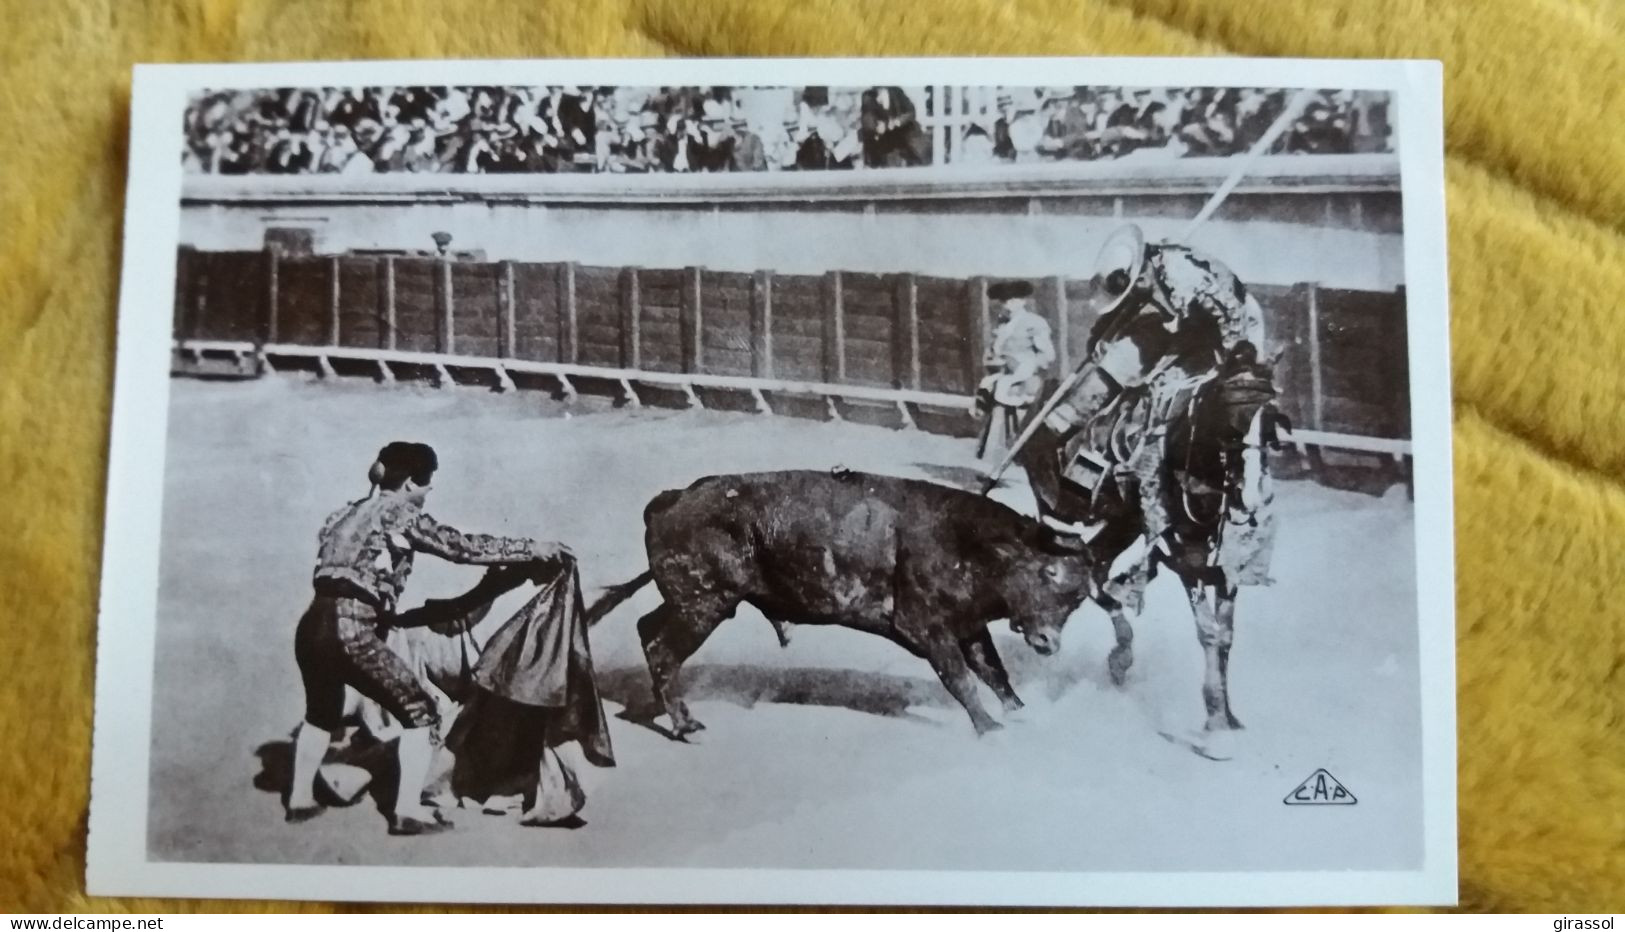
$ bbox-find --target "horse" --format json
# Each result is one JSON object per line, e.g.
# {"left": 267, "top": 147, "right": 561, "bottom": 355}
{"left": 1007, "top": 308, "right": 1287, "bottom": 752}
{"left": 1135, "top": 356, "right": 1288, "bottom": 737}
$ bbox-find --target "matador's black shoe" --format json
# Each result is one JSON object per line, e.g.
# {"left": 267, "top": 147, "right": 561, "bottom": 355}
{"left": 388, "top": 812, "right": 454, "bottom": 836}
{"left": 284, "top": 804, "right": 326, "bottom": 824}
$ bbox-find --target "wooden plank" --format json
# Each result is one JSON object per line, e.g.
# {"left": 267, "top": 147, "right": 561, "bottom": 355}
{"left": 1283, "top": 428, "right": 1411, "bottom": 456}
{"left": 510, "top": 263, "right": 558, "bottom": 362}
{"left": 436, "top": 259, "right": 454, "bottom": 354}
{"left": 264, "top": 249, "right": 279, "bottom": 344}
{"left": 1307, "top": 280, "right": 1324, "bottom": 431}
{"left": 1049, "top": 275, "right": 1070, "bottom": 375}
{"left": 193, "top": 256, "right": 209, "bottom": 343}
{"left": 172, "top": 248, "right": 192, "bottom": 341}
{"left": 964, "top": 275, "right": 989, "bottom": 393}
{"left": 1389, "top": 285, "right": 1410, "bottom": 439}
{"left": 680, "top": 265, "right": 703, "bottom": 373}
{"left": 381, "top": 257, "right": 397, "bottom": 351}
{"left": 578, "top": 321, "right": 627, "bottom": 345}
{"left": 575, "top": 337, "right": 624, "bottom": 367}
{"left": 558, "top": 261, "right": 579, "bottom": 364}
{"left": 335, "top": 258, "right": 382, "bottom": 349}
{"left": 700, "top": 308, "right": 752, "bottom": 335}
{"left": 765, "top": 312, "right": 823, "bottom": 337}
{"left": 327, "top": 257, "right": 341, "bottom": 346}
{"left": 498, "top": 261, "right": 516, "bottom": 358}
{"left": 893, "top": 273, "right": 921, "bottom": 390}
{"left": 639, "top": 268, "right": 684, "bottom": 287}
{"left": 621, "top": 266, "right": 642, "bottom": 370}
{"left": 751, "top": 270, "right": 774, "bottom": 379}
{"left": 840, "top": 311, "right": 896, "bottom": 342}
{"left": 701, "top": 347, "right": 755, "bottom": 377}
{"left": 272, "top": 257, "right": 329, "bottom": 346}
{"left": 823, "top": 269, "right": 846, "bottom": 384}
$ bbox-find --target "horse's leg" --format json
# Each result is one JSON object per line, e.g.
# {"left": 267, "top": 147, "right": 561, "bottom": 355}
{"left": 1182, "top": 573, "right": 1242, "bottom": 732}
{"left": 1213, "top": 581, "right": 1243, "bottom": 729}
{"left": 1098, "top": 593, "right": 1136, "bottom": 686}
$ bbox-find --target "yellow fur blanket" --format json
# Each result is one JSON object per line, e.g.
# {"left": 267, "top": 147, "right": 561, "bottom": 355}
{"left": 2, "top": 0, "right": 1620, "bottom": 913}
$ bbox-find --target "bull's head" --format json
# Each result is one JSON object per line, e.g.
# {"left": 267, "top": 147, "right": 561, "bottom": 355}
{"left": 1003, "top": 551, "right": 1092, "bottom": 656}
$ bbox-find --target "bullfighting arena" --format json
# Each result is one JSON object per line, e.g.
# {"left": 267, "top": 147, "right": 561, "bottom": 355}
{"left": 147, "top": 375, "right": 1423, "bottom": 872}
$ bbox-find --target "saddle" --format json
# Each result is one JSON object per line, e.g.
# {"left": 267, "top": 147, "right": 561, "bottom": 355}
{"left": 1060, "top": 368, "right": 1214, "bottom": 498}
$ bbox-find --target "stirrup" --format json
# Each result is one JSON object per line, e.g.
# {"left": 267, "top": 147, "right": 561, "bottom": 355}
{"left": 1040, "top": 513, "right": 1105, "bottom": 542}
{"left": 1061, "top": 450, "right": 1110, "bottom": 493}
{"left": 1075, "top": 447, "right": 1110, "bottom": 470}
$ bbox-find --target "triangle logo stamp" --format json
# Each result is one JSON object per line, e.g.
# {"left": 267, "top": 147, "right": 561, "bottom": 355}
{"left": 1283, "top": 769, "right": 1357, "bottom": 805}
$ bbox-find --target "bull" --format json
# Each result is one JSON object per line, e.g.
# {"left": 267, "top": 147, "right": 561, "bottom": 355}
{"left": 589, "top": 469, "right": 1097, "bottom": 736}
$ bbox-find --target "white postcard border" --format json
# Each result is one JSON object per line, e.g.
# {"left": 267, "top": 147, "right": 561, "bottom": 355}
{"left": 88, "top": 55, "right": 1455, "bottom": 907}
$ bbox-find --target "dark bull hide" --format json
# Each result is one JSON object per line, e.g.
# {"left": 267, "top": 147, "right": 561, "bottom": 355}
{"left": 588, "top": 470, "right": 1096, "bottom": 736}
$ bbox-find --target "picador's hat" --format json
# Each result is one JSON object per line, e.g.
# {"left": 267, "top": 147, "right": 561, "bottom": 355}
{"left": 987, "top": 280, "right": 1035, "bottom": 301}
{"left": 1092, "top": 222, "right": 1148, "bottom": 317}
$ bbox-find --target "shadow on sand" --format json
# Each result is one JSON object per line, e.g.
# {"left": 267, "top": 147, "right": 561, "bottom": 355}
{"left": 593, "top": 625, "right": 1109, "bottom": 739}
{"left": 251, "top": 625, "right": 1110, "bottom": 793}
{"left": 252, "top": 729, "right": 399, "bottom": 814}
{"left": 595, "top": 662, "right": 954, "bottom": 737}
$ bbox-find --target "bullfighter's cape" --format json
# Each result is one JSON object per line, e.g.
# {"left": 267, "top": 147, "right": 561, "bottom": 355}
{"left": 441, "top": 557, "right": 616, "bottom": 803}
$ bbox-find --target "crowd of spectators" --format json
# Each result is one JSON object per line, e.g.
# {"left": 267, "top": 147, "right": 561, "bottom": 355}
{"left": 974, "top": 85, "right": 1391, "bottom": 163}
{"left": 181, "top": 85, "right": 1392, "bottom": 175}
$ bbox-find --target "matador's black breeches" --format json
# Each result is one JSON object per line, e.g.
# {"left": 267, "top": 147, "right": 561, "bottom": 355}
{"left": 294, "top": 595, "right": 439, "bottom": 732}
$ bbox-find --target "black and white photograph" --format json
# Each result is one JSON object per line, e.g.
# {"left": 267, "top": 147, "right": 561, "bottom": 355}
{"left": 88, "top": 57, "right": 1455, "bottom": 907}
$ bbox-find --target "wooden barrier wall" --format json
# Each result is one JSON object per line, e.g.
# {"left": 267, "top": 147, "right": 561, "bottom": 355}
{"left": 172, "top": 247, "right": 1411, "bottom": 441}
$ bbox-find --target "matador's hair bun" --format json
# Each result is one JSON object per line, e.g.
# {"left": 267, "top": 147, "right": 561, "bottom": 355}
{"left": 371, "top": 441, "right": 439, "bottom": 489}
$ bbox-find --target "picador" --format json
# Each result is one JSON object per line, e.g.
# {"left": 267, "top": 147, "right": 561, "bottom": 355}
{"left": 1010, "top": 223, "right": 1287, "bottom": 609}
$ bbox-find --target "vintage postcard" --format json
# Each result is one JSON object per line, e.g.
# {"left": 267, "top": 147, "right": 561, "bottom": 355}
{"left": 87, "top": 56, "right": 1455, "bottom": 907}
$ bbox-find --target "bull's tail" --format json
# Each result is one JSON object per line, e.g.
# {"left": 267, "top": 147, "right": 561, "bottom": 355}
{"left": 584, "top": 485, "right": 693, "bottom": 626}
{"left": 585, "top": 571, "right": 654, "bottom": 627}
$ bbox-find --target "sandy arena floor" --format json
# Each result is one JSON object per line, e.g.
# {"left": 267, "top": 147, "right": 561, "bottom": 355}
{"left": 146, "top": 376, "right": 1423, "bottom": 873}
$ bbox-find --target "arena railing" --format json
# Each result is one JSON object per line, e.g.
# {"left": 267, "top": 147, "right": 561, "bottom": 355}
{"left": 179, "top": 153, "right": 1401, "bottom": 205}
{"left": 172, "top": 337, "right": 1412, "bottom": 465}
{"left": 173, "top": 153, "right": 1411, "bottom": 468}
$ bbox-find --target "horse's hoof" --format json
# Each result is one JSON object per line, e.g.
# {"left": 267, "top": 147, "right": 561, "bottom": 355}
{"left": 974, "top": 719, "right": 1005, "bottom": 737}
{"left": 1107, "top": 650, "right": 1134, "bottom": 686}
{"left": 1157, "top": 728, "right": 1236, "bottom": 761}
{"left": 1196, "top": 727, "right": 1240, "bottom": 761}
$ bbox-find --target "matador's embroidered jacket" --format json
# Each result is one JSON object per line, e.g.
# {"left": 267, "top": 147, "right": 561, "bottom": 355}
{"left": 314, "top": 492, "right": 541, "bottom": 611}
